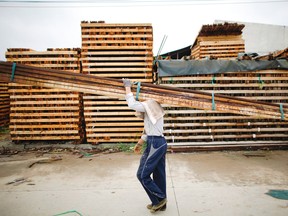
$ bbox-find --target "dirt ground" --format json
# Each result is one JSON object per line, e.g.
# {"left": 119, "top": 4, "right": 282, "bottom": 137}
{"left": 0, "top": 131, "right": 287, "bottom": 216}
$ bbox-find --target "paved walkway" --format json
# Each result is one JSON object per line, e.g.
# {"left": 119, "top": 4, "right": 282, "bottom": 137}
{"left": 0, "top": 151, "right": 287, "bottom": 216}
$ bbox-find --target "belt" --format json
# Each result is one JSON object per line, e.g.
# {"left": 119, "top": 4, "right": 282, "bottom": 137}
{"left": 147, "top": 135, "right": 164, "bottom": 138}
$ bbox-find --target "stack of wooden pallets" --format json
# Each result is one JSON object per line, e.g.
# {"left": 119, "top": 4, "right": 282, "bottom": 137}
{"left": 191, "top": 23, "right": 245, "bottom": 60}
{"left": 80, "top": 21, "right": 153, "bottom": 144}
{"left": 0, "top": 82, "right": 9, "bottom": 127}
{"left": 159, "top": 69, "right": 288, "bottom": 148}
{"left": 5, "top": 48, "right": 82, "bottom": 141}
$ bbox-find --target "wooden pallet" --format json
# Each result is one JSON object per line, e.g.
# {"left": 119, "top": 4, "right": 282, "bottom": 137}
{"left": 81, "top": 21, "right": 153, "bottom": 81}
{"left": 159, "top": 69, "right": 288, "bottom": 147}
{"left": 84, "top": 95, "right": 144, "bottom": 144}
{"left": 5, "top": 48, "right": 82, "bottom": 141}
{"left": 0, "top": 82, "right": 9, "bottom": 127}
{"left": 81, "top": 21, "right": 153, "bottom": 144}
{"left": 191, "top": 36, "right": 245, "bottom": 60}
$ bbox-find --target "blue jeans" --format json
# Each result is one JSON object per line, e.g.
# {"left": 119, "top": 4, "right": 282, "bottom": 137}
{"left": 137, "top": 136, "right": 167, "bottom": 205}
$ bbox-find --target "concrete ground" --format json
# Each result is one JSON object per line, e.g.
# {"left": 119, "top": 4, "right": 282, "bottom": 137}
{"left": 0, "top": 148, "right": 287, "bottom": 216}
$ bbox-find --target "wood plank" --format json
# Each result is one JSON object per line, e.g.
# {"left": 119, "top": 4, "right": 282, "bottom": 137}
{"left": 10, "top": 118, "right": 79, "bottom": 123}
{"left": 82, "top": 40, "right": 153, "bottom": 44}
{"left": 81, "top": 28, "right": 152, "bottom": 33}
{"left": 11, "top": 107, "right": 79, "bottom": 111}
{"left": 9, "top": 125, "right": 79, "bottom": 129}
{"left": 6, "top": 57, "right": 78, "bottom": 61}
{"left": 10, "top": 112, "right": 79, "bottom": 117}
{"left": 86, "top": 128, "right": 143, "bottom": 132}
{"left": 84, "top": 112, "right": 136, "bottom": 116}
{"left": 81, "top": 22, "right": 152, "bottom": 27}
{"left": 10, "top": 94, "right": 79, "bottom": 99}
{"left": 167, "top": 140, "right": 288, "bottom": 146}
{"left": 81, "top": 46, "right": 152, "bottom": 50}
{"left": 165, "top": 133, "right": 288, "bottom": 140}
{"left": 164, "top": 127, "right": 288, "bottom": 134}
{"left": 164, "top": 121, "right": 288, "bottom": 127}
{"left": 82, "top": 62, "right": 151, "bottom": 66}
{"left": 11, "top": 136, "right": 80, "bottom": 140}
{"left": 82, "top": 34, "right": 152, "bottom": 39}
{"left": 86, "top": 122, "right": 143, "bottom": 127}
{"left": 81, "top": 56, "right": 153, "bottom": 61}
{"left": 86, "top": 137, "right": 139, "bottom": 143}
{"left": 84, "top": 117, "right": 140, "bottom": 121}
{"left": 81, "top": 51, "right": 151, "bottom": 55}
{"left": 10, "top": 130, "right": 79, "bottom": 135}
{"left": 86, "top": 133, "right": 143, "bottom": 138}
{"left": 11, "top": 101, "right": 79, "bottom": 105}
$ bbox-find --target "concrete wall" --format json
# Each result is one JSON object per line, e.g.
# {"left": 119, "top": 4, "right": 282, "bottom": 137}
{"left": 215, "top": 20, "right": 288, "bottom": 55}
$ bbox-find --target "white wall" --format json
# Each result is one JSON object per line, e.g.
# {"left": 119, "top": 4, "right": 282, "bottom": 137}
{"left": 215, "top": 20, "right": 288, "bottom": 55}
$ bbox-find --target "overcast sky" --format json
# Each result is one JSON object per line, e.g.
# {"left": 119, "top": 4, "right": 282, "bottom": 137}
{"left": 0, "top": 0, "right": 288, "bottom": 61}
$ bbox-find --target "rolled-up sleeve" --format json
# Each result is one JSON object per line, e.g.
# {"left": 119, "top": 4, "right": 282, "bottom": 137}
{"left": 141, "top": 134, "right": 147, "bottom": 141}
{"left": 125, "top": 93, "right": 145, "bottom": 112}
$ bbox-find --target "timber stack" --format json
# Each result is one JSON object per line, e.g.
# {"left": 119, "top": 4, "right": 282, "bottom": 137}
{"left": 191, "top": 23, "right": 245, "bottom": 60}
{"left": 0, "top": 82, "right": 9, "bottom": 127}
{"left": 5, "top": 48, "right": 82, "bottom": 141}
{"left": 160, "top": 70, "right": 288, "bottom": 149}
{"left": 80, "top": 21, "right": 153, "bottom": 144}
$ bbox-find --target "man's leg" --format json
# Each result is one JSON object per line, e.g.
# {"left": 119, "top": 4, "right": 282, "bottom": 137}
{"left": 138, "top": 137, "right": 167, "bottom": 205}
{"left": 153, "top": 153, "right": 166, "bottom": 199}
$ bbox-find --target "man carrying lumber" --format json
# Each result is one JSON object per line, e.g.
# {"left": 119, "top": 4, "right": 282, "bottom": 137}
{"left": 123, "top": 79, "right": 167, "bottom": 213}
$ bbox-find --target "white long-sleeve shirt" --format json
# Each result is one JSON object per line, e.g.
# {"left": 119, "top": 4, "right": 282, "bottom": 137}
{"left": 125, "top": 93, "right": 164, "bottom": 141}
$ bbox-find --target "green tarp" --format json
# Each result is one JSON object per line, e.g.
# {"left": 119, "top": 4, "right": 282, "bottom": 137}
{"left": 158, "top": 59, "right": 288, "bottom": 77}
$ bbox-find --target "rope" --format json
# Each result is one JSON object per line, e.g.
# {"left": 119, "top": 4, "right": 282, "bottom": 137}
{"left": 211, "top": 74, "right": 216, "bottom": 85}
{"left": 136, "top": 81, "right": 141, "bottom": 101}
{"left": 280, "top": 103, "right": 284, "bottom": 120}
{"left": 11, "top": 62, "right": 16, "bottom": 82}
{"left": 212, "top": 91, "right": 216, "bottom": 111}
{"left": 257, "top": 74, "right": 264, "bottom": 89}
{"left": 211, "top": 75, "right": 216, "bottom": 110}
{"left": 53, "top": 210, "right": 83, "bottom": 216}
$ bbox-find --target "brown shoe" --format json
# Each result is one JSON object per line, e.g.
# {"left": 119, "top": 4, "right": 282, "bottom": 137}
{"left": 147, "top": 203, "right": 166, "bottom": 211}
{"left": 150, "top": 199, "right": 167, "bottom": 213}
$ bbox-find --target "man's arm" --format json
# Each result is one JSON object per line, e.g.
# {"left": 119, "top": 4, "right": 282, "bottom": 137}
{"left": 123, "top": 79, "right": 145, "bottom": 112}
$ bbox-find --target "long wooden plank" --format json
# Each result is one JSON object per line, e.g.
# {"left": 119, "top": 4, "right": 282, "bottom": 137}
{"left": 167, "top": 140, "right": 288, "bottom": 146}
{"left": 11, "top": 136, "right": 80, "bottom": 141}
{"left": 82, "top": 34, "right": 153, "bottom": 39}
{"left": 0, "top": 62, "right": 287, "bottom": 120}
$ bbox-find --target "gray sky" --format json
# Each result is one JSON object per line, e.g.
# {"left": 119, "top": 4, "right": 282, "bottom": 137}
{"left": 0, "top": 0, "right": 288, "bottom": 61}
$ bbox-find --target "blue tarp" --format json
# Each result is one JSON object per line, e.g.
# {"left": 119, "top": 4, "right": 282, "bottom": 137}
{"left": 158, "top": 60, "right": 288, "bottom": 77}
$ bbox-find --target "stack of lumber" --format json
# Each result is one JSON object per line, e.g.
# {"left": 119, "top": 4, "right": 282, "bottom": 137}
{"left": 255, "top": 47, "right": 288, "bottom": 60}
{"left": 0, "top": 82, "right": 9, "bottom": 127}
{"left": 159, "top": 69, "right": 288, "bottom": 148}
{"left": 5, "top": 48, "right": 82, "bottom": 141}
{"left": 191, "top": 23, "right": 245, "bottom": 60}
{"left": 80, "top": 21, "right": 153, "bottom": 144}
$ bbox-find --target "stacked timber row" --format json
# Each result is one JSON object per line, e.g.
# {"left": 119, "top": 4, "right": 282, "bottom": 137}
{"left": 159, "top": 69, "right": 288, "bottom": 148}
{"left": 5, "top": 48, "right": 82, "bottom": 141}
{"left": 81, "top": 21, "right": 153, "bottom": 144}
{"left": 0, "top": 82, "right": 9, "bottom": 127}
{"left": 191, "top": 23, "right": 245, "bottom": 60}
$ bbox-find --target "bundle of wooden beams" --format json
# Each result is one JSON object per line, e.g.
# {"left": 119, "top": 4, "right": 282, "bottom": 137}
{"left": 255, "top": 47, "right": 288, "bottom": 60}
{"left": 0, "top": 82, "right": 9, "bottom": 127}
{"left": 159, "top": 69, "right": 288, "bottom": 148}
{"left": 81, "top": 21, "right": 153, "bottom": 143}
{"left": 191, "top": 23, "right": 245, "bottom": 60}
{"left": 5, "top": 48, "right": 82, "bottom": 141}
{"left": 0, "top": 62, "right": 286, "bottom": 121}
